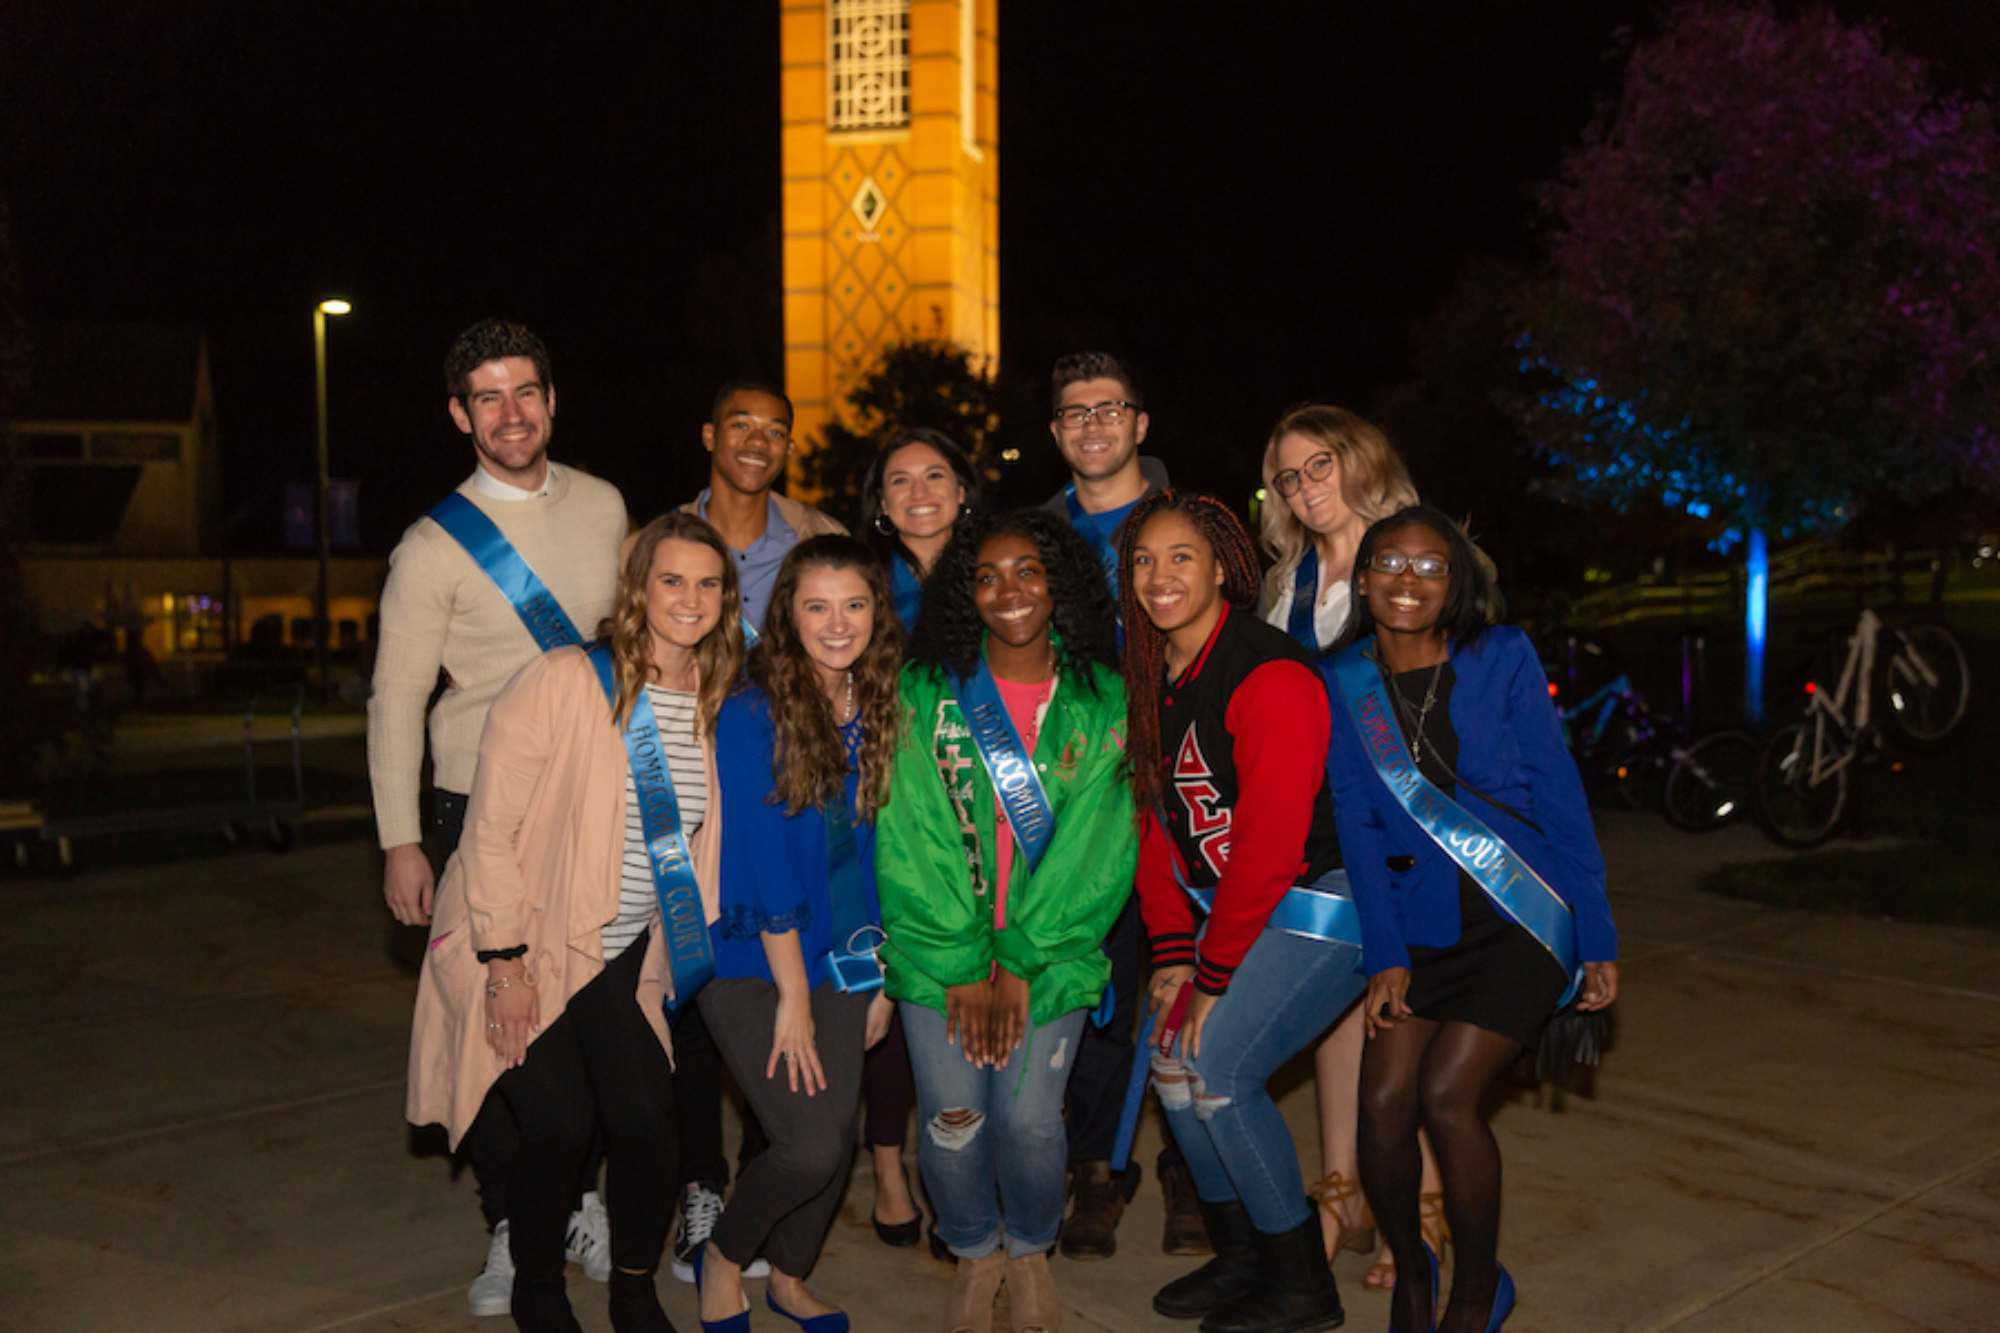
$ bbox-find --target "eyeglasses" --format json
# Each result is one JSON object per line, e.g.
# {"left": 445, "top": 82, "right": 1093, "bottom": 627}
{"left": 1368, "top": 551, "right": 1450, "bottom": 579}
{"left": 1054, "top": 400, "right": 1140, "bottom": 430}
{"left": 1270, "top": 451, "right": 1336, "bottom": 498}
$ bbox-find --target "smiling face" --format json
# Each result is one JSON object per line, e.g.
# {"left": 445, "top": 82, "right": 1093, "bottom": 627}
{"left": 448, "top": 356, "right": 555, "bottom": 484}
{"left": 702, "top": 388, "right": 793, "bottom": 498}
{"left": 792, "top": 563, "right": 875, "bottom": 683}
{"left": 1359, "top": 520, "right": 1452, "bottom": 644}
{"left": 1049, "top": 374, "right": 1148, "bottom": 484}
{"left": 1130, "top": 509, "right": 1225, "bottom": 637}
{"left": 879, "top": 440, "right": 967, "bottom": 543}
{"left": 973, "top": 531, "right": 1055, "bottom": 651}
{"left": 1274, "top": 431, "right": 1357, "bottom": 538}
{"left": 644, "top": 537, "right": 725, "bottom": 659}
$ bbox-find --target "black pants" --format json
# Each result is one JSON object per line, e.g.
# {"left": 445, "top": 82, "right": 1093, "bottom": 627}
{"left": 697, "top": 978, "right": 870, "bottom": 1277}
{"left": 1064, "top": 894, "right": 1185, "bottom": 1175}
{"left": 672, "top": 1002, "right": 770, "bottom": 1193}
{"left": 494, "top": 930, "right": 679, "bottom": 1280}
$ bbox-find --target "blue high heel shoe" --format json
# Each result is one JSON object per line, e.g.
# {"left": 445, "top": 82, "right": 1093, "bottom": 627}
{"left": 689, "top": 1244, "right": 752, "bottom": 1333}
{"left": 1389, "top": 1243, "right": 1441, "bottom": 1333}
{"left": 1483, "top": 1265, "right": 1516, "bottom": 1332}
{"left": 767, "top": 1287, "right": 851, "bottom": 1333}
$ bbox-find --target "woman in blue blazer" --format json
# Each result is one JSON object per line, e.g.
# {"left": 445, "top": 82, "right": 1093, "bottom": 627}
{"left": 1321, "top": 505, "right": 1618, "bottom": 1333}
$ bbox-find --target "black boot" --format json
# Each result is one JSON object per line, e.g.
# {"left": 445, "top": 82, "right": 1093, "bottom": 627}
{"left": 608, "top": 1267, "right": 676, "bottom": 1333}
{"left": 511, "top": 1274, "right": 584, "bottom": 1333}
{"left": 1198, "top": 1214, "right": 1343, "bottom": 1333}
{"left": 1153, "top": 1199, "right": 1259, "bottom": 1319}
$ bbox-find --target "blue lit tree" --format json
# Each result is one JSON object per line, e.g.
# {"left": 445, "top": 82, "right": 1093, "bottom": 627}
{"left": 1512, "top": 2, "right": 2000, "bottom": 720}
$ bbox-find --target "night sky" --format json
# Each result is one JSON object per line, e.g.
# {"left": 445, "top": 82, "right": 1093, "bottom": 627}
{"left": 6, "top": 2, "right": 1993, "bottom": 553}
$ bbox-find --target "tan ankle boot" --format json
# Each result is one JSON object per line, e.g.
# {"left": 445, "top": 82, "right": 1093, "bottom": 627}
{"left": 943, "top": 1251, "right": 1006, "bottom": 1333}
{"left": 1003, "top": 1251, "right": 1061, "bottom": 1333}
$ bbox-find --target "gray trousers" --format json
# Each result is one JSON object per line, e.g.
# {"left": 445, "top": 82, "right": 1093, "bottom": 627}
{"left": 697, "top": 977, "right": 870, "bottom": 1276}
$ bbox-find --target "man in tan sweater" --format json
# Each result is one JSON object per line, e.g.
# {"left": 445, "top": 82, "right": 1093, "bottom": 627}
{"left": 369, "top": 319, "right": 628, "bottom": 1316}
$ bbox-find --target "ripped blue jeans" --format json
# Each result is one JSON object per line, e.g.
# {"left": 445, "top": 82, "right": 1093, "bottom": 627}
{"left": 1153, "top": 924, "right": 1367, "bottom": 1233}
{"left": 900, "top": 1001, "right": 1088, "bottom": 1259}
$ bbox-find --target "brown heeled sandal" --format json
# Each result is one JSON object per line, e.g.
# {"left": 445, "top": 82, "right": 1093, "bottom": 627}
{"left": 943, "top": 1252, "right": 1006, "bottom": 1333}
{"left": 1307, "top": 1171, "right": 1377, "bottom": 1261}
{"left": 1363, "top": 1189, "right": 1451, "bottom": 1290}
{"left": 1003, "top": 1251, "right": 1061, "bottom": 1333}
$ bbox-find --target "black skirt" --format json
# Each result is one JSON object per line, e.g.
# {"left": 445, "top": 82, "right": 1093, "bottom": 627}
{"left": 1405, "top": 878, "right": 1567, "bottom": 1047}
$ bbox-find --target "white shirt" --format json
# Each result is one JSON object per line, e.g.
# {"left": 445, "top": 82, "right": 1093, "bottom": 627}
{"left": 468, "top": 461, "right": 559, "bottom": 501}
{"left": 1263, "top": 558, "right": 1354, "bottom": 652}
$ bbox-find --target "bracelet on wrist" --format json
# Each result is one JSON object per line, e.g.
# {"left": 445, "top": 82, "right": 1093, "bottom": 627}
{"left": 476, "top": 944, "right": 528, "bottom": 964}
{"left": 485, "top": 972, "right": 535, "bottom": 1000}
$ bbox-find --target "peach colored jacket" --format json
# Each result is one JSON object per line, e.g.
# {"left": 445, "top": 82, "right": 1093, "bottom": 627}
{"left": 406, "top": 646, "right": 722, "bottom": 1149}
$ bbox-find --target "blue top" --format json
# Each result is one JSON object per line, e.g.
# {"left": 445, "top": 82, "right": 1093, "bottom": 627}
{"left": 696, "top": 492, "right": 797, "bottom": 633}
{"left": 1321, "top": 626, "right": 1618, "bottom": 974}
{"left": 710, "top": 685, "right": 878, "bottom": 985}
{"left": 1075, "top": 497, "right": 1138, "bottom": 599}
{"left": 889, "top": 555, "right": 924, "bottom": 631}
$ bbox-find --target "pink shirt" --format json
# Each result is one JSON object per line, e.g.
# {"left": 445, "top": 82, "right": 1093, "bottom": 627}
{"left": 990, "top": 672, "right": 1054, "bottom": 931}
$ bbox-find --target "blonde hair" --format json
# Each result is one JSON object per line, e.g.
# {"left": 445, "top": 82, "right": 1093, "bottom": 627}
{"left": 598, "top": 512, "right": 744, "bottom": 737}
{"left": 1257, "top": 404, "right": 1418, "bottom": 611}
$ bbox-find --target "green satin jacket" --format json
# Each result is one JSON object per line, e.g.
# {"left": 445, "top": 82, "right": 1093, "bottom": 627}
{"left": 876, "top": 660, "right": 1137, "bottom": 1026}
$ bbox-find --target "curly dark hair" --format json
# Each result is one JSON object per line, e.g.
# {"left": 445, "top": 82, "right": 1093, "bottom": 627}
{"left": 445, "top": 319, "right": 552, "bottom": 402}
{"left": 858, "top": 427, "right": 985, "bottom": 576}
{"left": 1050, "top": 350, "right": 1143, "bottom": 415}
{"left": 1332, "top": 503, "right": 1500, "bottom": 656}
{"left": 906, "top": 507, "right": 1119, "bottom": 690}
{"left": 1115, "top": 491, "right": 1263, "bottom": 822}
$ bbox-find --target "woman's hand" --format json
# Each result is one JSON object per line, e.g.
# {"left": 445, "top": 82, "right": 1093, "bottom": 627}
{"left": 945, "top": 980, "right": 993, "bottom": 1067}
{"left": 483, "top": 960, "right": 539, "bottom": 1068}
{"left": 1178, "top": 989, "right": 1219, "bottom": 1062}
{"left": 989, "top": 967, "right": 1031, "bottom": 1062}
{"left": 1576, "top": 960, "right": 1620, "bottom": 1011}
{"left": 1146, "top": 965, "right": 1194, "bottom": 1019}
{"left": 864, "top": 991, "right": 894, "bottom": 1050}
{"left": 1363, "top": 967, "right": 1413, "bottom": 1039}
{"left": 766, "top": 988, "right": 826, "bottom": 1095}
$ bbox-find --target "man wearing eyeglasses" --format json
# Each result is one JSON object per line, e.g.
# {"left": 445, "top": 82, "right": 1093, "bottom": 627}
{"left": 1038, "top": 351, "right": 1203, "bottom": 1262}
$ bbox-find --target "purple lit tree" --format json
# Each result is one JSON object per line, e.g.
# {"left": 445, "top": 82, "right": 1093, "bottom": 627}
{"left": 1512, "top": 2, "right": 2000, "bottom": 719}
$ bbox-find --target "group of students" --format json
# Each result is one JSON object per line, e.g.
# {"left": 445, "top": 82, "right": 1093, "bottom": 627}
{"left": 380, "top": 324, "right": 1619, "bottom": 1333}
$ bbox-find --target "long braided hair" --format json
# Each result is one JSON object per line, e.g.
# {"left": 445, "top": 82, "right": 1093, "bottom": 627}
{"left": 1116, "top": 490, "right": 1263, "bottom": 822}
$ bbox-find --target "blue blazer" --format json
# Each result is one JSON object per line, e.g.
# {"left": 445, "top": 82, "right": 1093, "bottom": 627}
{"left": 1322, "top": 626, "right": 1617, "bottom": 976}
{"left": 709, "top": 686, "right": 878, "bottom": 985}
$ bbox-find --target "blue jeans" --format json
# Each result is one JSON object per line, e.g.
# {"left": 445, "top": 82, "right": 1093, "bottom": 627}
{"left": 1153, "top": 919, "right": 1367, "bottom": 1233}
{"left": 901, "top": 1001, "right": 1087, "bottom": 1260}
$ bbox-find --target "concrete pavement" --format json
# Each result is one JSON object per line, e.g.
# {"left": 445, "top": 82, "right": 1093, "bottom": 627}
{"left": 2, "top": 811, "right": 1996, "bottom": 1331}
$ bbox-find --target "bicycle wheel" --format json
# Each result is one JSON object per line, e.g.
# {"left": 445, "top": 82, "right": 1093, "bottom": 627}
{"left": 1611, "top": 739, "right": 1670, "bottom": 811}
{"left": 1754, "top": 721, "right": 1848, "bottom": 848}
{"left": 1882, "top": 624, "right": 1970, "bottom": 747}
{"left": 1663, "top": 730, "right": 1756, "bottom": 832}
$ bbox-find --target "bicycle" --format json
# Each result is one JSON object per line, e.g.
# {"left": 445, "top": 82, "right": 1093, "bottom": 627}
{"left": 1753, "top": 610, "right": 1970, "bottom": 848}
{"left": 1549, "top": 667, "right": 1671, "bottom": 810}
{"left": 1661, "top": 730, "right": 1757, "bottom": 832}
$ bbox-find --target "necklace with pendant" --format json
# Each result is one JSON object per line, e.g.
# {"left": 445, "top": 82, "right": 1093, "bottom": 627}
{"left": 838, "top": 670, "right": 855, "bottom": 725}
{"left": 1395, "top": 663, "right": 1444, "bottom": 764}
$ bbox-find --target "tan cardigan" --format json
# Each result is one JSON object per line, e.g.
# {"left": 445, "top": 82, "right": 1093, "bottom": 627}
{"left": 405, "top": 647, "right": 721, "bottom": 1149}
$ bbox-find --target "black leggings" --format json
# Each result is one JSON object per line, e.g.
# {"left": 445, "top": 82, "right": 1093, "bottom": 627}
{"left": 494, "top": 931, "right": 679, "bottom": 1280}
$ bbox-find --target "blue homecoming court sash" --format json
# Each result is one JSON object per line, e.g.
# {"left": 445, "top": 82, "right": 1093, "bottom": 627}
{"left": 1329, "top": 648, "right": 1582, "bottom": 1007}
{"left": 428, "top": 493, "right": 582, "bottom": 650}
{"left": 820, "top": 793, "right": 885, "bottom": 993}
{"left": 1152, "top": 810, "right": 1362, "bottom": 948}
{"left": 1287, "top": 549, "right": 1319, "bottom": 649}
{"left": 948, "top": 659, "right": 1056, "bottom": 872}
{"left": 587, "top": 644, "right": 712, "bottom": 1010}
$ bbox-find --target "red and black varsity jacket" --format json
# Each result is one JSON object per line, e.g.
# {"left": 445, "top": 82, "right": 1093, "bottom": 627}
{"left": 1138, "top": 602, "right": 1341, "bottom": 995}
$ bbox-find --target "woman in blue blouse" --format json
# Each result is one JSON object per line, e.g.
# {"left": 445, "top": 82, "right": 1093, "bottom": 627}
{"left": 1323, "top": 505, "right": 1618, "bottom": 1333}
{"left": 860, "top": 427, "right": 983, "bottom": 631}
{"left": 693, "top": 536, "right": 904, "bottom": 1333}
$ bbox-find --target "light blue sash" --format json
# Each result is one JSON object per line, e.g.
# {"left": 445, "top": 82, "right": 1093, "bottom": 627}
{"left": 949, "top": 659, "right": 1056, "bottom": 873}
{"left": 1328, "top": 648, "right": 1582, "bottom": 1007}
{"left": 1287, "top": 549, "right": 1319, "bottom": 649}
{"left": 740, "top": 614, "right": 760, "bottom": 649}
{"left": 587, "top": 644, "right": 712, "bottom": 1011}
{"left": 820, "top": 791, "right": 884, "bottom": 993}
{"left": 1154, "top": 812, "right": 1361, "bottom": 947}
{"left": 427, "top": 493, "right": 581, "bottom": 650}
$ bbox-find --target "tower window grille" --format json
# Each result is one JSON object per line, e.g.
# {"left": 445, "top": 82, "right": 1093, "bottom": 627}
{"left": 830, "top": 0, "right": 910, "bottom": 130}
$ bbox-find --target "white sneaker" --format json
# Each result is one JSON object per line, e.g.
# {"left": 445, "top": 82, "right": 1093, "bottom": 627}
{"left": 468, "top": 1221, "right": 513, "bottom": 1317}
{"left": 565, "top": 1190, "right": 612, "bottom": 1283}
{"left": 669, "top": 1182, "right": 769, "bottom": 1281}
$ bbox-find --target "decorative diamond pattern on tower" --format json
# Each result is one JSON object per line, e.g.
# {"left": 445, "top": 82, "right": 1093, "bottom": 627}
{"left": 850, "top": 177, "right": 887, "bottom": 232}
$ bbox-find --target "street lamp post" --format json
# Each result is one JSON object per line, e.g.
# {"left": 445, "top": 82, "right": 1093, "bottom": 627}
{"left": 312, "top": 298, "right": 351, "bottom": 701}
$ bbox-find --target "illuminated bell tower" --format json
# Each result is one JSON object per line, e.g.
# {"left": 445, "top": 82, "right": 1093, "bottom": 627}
{"left": 779, "top": 0, "right": 999, "bottom": 488}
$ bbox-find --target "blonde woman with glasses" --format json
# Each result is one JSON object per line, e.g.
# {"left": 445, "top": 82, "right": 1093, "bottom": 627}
{"left": 1256, "top": 404, "right": 1448, "bottom": 1296}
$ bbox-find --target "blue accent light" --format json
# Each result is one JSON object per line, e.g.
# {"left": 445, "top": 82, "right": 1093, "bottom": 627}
{"left": 1744, "top": 528, "right": 1768, "bottom": 724}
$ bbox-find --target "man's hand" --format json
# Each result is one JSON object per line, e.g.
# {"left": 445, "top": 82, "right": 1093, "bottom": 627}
{"left": 383, "top": 843, "right": 435, "bottom": 925}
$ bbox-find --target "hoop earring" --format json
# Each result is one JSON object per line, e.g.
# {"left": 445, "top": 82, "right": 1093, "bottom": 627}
{"left": 873, "top": 513, "right": 895, "bottom": 536}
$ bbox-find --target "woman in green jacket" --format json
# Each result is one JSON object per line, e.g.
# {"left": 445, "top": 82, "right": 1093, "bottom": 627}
{"left": 876, "top": 508, "right": 1136, "bottom": 1333}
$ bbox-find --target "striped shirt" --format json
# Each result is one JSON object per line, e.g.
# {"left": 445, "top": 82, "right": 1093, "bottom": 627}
{"left": 603, "top": 685, "right": 709, "bottom": 958}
